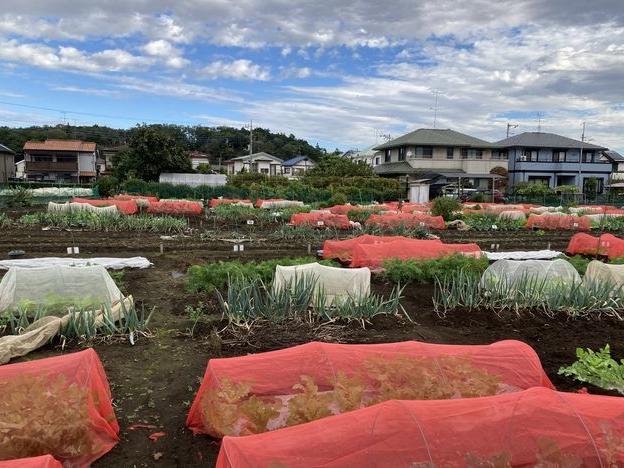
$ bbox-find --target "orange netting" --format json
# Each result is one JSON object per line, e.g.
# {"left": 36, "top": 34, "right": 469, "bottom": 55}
{"left": 112, "top": 194, "right": 159, "bottom": 203}
{"left": 365, "top": 213, "right": 446, "bottom": 230}
{"left": 0, "top": 349, "right": 119, "bottom": 466}
{"left": 327, "top": 205, "right": 378, "bottom": 215}
{"left": 526, "top": 215, "right": 591, "bottom": 231}
{"left": 208, "top": 198, "right": 253, "bottom": 208}
{"left": 146, "top": 200, "right": 203, "bottom": 216}
{"left": 567, "top": 233, "right": 624, "bottom": 259}
{"left": 186, "top": 340, "right": 552, "bottom": 438}
{"left": 0, "top": 455, "right": 62, "bottom": 468}
{"left": 290, "top": 212, "right": 351, "bottom": 229}
{"left": 72, "top": 198, "right": 139, "bottom": 215}
{"left": 216, "top": 386, "right": 624, "bottom": 468}
{"left": 323, "top": 235, "right": 421, "bottom": 262}
{"left": 351, "top": 238, "right": 481, "bottom": 268}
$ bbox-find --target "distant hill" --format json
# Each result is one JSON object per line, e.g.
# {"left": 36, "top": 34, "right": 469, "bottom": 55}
{"left": 0, "top": 124, "right": 330, "bottom": 161}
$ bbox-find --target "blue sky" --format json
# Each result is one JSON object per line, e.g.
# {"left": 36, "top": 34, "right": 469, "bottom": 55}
{"left": 0, "top": 1, "right": 623, "bottom": 153}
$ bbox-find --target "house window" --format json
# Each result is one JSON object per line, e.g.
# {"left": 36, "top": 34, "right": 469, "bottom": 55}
{"left": 582, "top": 151, "right": 596, "bottom": 163}
{"left": 398, "top": 147, "right": 406, "bottom": 161}
{"left": 492, "top": 150, "right": 508, "bottom": 160}
{"left": 414, "top": 146, "right": 433, "bottom": 159}
{"left": 521, "top": 149, "right": 538, "bottom": 162}
{"left": 283, "top": 167, "right": 291, "bottom": 174}
{"left": 553, "top": 150, "right": 566, "bottom": 163}
{"left": 374, "top": 156, "right": 380, "bottom": 166}
{"left": 384, "top": 149, "right": 391, "bottom": 163}
{"left": 446, "top": 147, "right": 454, "bottom": 159}
{"left": 460, "top": 148, "right": 483, "bottom": 160}
{"left": 260, "top": 168, "right": 269, "bottom": 174}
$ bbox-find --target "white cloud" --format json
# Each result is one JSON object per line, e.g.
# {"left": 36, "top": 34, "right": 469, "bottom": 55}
{"left": 52, "top": 86, "right": 121, "bottom": 97}
{"left": 140, "top": 39, "right": 190, "bottom": 68}
{"left": 201, "top": 59, "right": 270, "bottom": 81}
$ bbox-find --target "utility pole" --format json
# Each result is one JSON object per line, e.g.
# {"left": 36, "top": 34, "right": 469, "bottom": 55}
{"left": 578, "top": 121, "right": 586, "bottom": 195}
{"left": 249, "top": 120, "right": 254, "bottom": 172}
{"left": 432, "top": 90, "right": 441, "bottom": 128}
{"left": 506, "top": 123, "right": 518, "bottom": 138}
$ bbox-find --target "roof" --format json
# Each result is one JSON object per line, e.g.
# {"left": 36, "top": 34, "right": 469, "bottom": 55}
{"left": 343, "top": 144, "right": 379, "bottom": 158}
{"left": 188, "top": 150, "right": 210, "bottom": 159}
{"left": 373, "top": 161, "right": 418, "bottom": 175}
{"left": 603, "top": 150, "right": 624, "bottom": 162}
{"left": 23, "top": 139, "right": 97, "bottom": 152}
{"left": 282, "top": 155, "right": 314, "bottom": 167}
{"left": 374, "top": 164, "right": 502, "bottom": 180}
{"left": 374, "top": 129, "right": 493, "bottom": 150}
{"left": 495, "top": 132, "right": 606, "bottom": 150}
{"left": 226, "top": 152, "right": 283, "bottom": 163}
{"left": 0, "top": 143, "right": 14, "bottom": 154}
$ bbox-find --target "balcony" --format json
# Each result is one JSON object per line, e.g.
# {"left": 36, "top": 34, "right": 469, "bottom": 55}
{"left": 25, "top": 161, "right": 78, "bottom": 172}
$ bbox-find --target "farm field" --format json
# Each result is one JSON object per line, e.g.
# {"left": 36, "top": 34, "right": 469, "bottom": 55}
{"left": 1, "top": 219, "right": 624, "bottom": 467}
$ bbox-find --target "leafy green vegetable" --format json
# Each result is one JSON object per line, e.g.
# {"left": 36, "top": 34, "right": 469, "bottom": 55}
{"left": 558, "top": 345, "right": 624, "bottom": 394}
{"left": 382, "top": 255, "right": 489, "bottom": 284}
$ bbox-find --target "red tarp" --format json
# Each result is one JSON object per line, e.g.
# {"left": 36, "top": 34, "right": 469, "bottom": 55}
{"left": 365, "top": 213, "right": 446, "bottom": 230}
{"left": 0, "top": 349, "right": 119, "bottom": 466}
{"left": 350, "top": 239, "right": 482, "bottom": 268}
{"left": 567, "top": 233, "right": 624, "bottom": 259}
{"left": 187, "top": 340, "right": 552, "bottom": 438}
{"left": 216, "top": 387, "right": 624, "bottom": 468}
{"left": 323, "top": 235, "right": 421, "bottom": 262}
{"left": 0, "top": 456, "right": 62, "bottom": 468}
{"left": 146, "top": 200, "right": 203, "bottom": 216}
{"left": 72, "top": 198, "right": 138, "bottom": 215}
{"left": 290, "top": 212, "right": 351, "bottom": 229}
{"left": 208, "top": 198, "right": 253, "bottom": 208}
{"left": 327, "top": 205, "right": 380, "bottom": 215}
{"left": 112, "top": 194, "right": 159, "bottom": 203}
{"left": 526, "top": 215, "right": 591, "bottom": 231}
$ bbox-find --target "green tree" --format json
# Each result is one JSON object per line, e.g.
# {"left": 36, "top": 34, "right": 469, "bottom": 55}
{"left": 514, "top": 181, "right": 554, "bottom": 197}
{"left": 304, "top": 155, "right": 375, "bottom": 178}
{"left": 113, "top": 125, "right": 192, "bottom": 181}
{"left": 431, "top": 196, "right": 462, "bottom": 221}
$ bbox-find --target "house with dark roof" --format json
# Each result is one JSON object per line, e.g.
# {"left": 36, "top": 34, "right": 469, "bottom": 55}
{"left": 498, "top": 132, "right": 611, "bottom": 194}
{"left": 22, "top": 139, "right": 98, "bottom": 182}
{"left": 0, "top": 143, "right": 15, "bottom": 183}
{"left": 282, "top": 155, "right": 315, "bottom": 178}
{"left": 603, "top": 150, "right": 624, "bottom": 182}
{"left": 372, "top": 128, "right": 508, "bottom": 201}
{"left": 224, "top": 152, "right": 284, "bottom": 176}
{"left": 341, "top": 144, "right": 382, "bottom": 167}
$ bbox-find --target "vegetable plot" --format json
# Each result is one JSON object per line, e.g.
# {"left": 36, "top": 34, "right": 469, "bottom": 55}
{"left": 186, "top": 340, "right": 552, "bottom": 438}
{"left": 290, "top": 212, "right": 351, "bottom": 229}
{"left": 0, "top": 349, "right": 119, "bottom": 466}
{"left": 216, "top": 387, "right": 624, "bottom": 468}
{"left": 0, "top": 455, "right": 62, "bottom": 468}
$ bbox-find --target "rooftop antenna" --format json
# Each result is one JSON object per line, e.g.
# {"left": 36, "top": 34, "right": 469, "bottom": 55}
{"left": 431, "top": 90, "right": 442, "bottom": 128}
{"left": 375, "top": 129, "right": 391, "bottom": 144}
{"left": 536, "top": 112, "right": 544, "bottom": 133}
{"left": 506, "top": 123, "right": 518, "bottom": 138}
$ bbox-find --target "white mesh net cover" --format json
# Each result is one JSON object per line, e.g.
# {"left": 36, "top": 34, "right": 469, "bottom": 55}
{"left": 273, "top": 263, "right": 370, "bottom": 304}
{"left": 479, "top": 259, "right": 581, "bottom": 291}
{"left": 583, "top": 260, "right": 624, "bottom": 292}
{"left": 0, "top": 265, "right": 124, "bottom": 312}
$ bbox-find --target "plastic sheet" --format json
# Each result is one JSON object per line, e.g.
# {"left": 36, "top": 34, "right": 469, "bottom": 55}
{"left": 209, "top": 198, "right": 254, "bottom": 208}
{"left": 255, "top": 199, "right": 304, "bottom": 209}
{"left": 351, "top": 239, "right": 481, "bottom": 268}
{"left": 290, "top": 212, "right": 351, "bottom": 229}
{"left": 526, "top": 214, "right": 591, "bottom": 231}
{"left": 146, "top": 200, "right": 203, "bottom": 216}
{"left": 0, "top": 455, "right": 62, "bottom": 468}
{"left": 72, "top": 198, "right": 138, "bottom": 215}
{"left": 322, "top": 235, "right": 424, "bottom": 262}
{"left": 216, "top": 387, "right": 624, "bottom": 468}
{"left": 0, "top": 256, "right": 152, "bottom": 270}
{"left": 0, "top": 349, "right": 119, "bottom": 465}
{"left": 366, "top": 213, "right": 445, "bottom": 230}
{"left": 484, "top": 250, "right": 561, "bottom": 261}
{"left": 187, "top": 340, "right": 552, "bottom": 438}
{"left": 480, "top": 259, "right": 581, "bottom": 291}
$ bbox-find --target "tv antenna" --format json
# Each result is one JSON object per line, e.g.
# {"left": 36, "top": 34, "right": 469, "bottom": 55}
{"left": 506, "top": 123, "right": 518, "bottom": 138}
{"left": 430, "top": 90, "right": 442, "bottom": 128}
{"left": 536, "top": 112, "right": 544, "bottom": 132}
{"left": 375, "top": 129, "right": 391, "bottom": 144}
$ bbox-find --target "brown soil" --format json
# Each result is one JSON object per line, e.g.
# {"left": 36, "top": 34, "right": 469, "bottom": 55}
{"left": 1, "top": 225, "right": 623, "bottom": 467}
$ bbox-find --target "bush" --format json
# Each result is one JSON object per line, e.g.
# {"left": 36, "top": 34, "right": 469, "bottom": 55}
{"left": 382, "top": 255, "right": 489, "bottom": 284}
{"left": 430, "top": 197, "right": 462, "bottom": 221}
{"left": 469, "top": 192, "right": 485, "bottom": 203}
{"left": 187, "top": 257, "right": 338, "bottom": 293}
{"left": 347, "top": 208, "right": 378, "bottom": 224}
{"left": 95, "top": 175, "right": 119, "bottom": 198}
{"left": 6, "top": 186, "right": 33, "bottom": 208}
{"left": 514, "top": 181, "right": 553, "bottom": 197}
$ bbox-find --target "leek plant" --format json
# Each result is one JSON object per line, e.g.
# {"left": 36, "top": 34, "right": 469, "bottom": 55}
{"left": 19, "top": 211, "right": 186, "bottom": 232}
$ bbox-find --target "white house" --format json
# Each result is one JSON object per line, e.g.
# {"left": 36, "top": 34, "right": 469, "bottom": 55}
{"left": 224, "top": 152, "right": 284, "bottom": 175}
{"left": 282, "top": 155, "right": 316, "bottom": 178}
{"left": 341, "top": 144, "right": 382, "bottom": 167}
{"left": 22, "top": 139, "right": 98, "bottom": 182}
{"left": 188, "top": 150, "right": 212, "bottom": 170}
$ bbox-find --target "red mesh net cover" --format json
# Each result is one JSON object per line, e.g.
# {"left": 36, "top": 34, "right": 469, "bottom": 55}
{"left": 186, "top": 340, "right": 552, "bottom": 438}
{"left": 71, "top": 198, "right": 139, "bottom": 215}
{"left": 146, "top": 200, "right": 203, "bottom": 216}
{"left": 526, "top": 215, "right": 591, "bottom": 231}
{"left": 216, "top": 387, "right": 624, "bottom": 468}
{"left": 290, "top": 212, "right": 351, "bottom": 229}
{"left": 0, "top": 456, "right": 62, "bottom": 468}
{"left": 567, "top": 233, "right": 624, "bottom": 259}
{"left": 366, "top": 213, "right": 446, "bottom": 230}
{"left": 112, "top": 194, "right": 159, "bottom": 202}
{"left": 350, "top": 238, "right": 481, "bottom": 268}
{"left": 327, "top": 205, "right": 382, "bottom": 215}
{"left": 323, "top": 235, "right": 421, "bottom": 262}
{"left": 208, "top": 198, "right": 253, "bottom": 208}
{"left": 0, "top": 348, "right": 119, "bottom": 466}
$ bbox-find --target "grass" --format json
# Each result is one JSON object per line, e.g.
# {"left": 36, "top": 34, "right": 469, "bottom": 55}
{"left": 19, "top": 211, "right": 187, "bottom": 233}
{"left": 382, "top": 255, "right": 489, "bottom": 284}
{"left": 0, "top": 212, "right": 10, "bottom": 228}
{"left": 187, "top": 257, "right": 338, "bottom": 293}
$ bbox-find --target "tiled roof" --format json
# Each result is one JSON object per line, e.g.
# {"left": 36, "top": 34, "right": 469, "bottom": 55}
{"left": 226, "top": 152, "right": 284, "bottom": 163}
{"left": 495, "top": 132, "right": 605, "bottom": 150}
{"left": 0, "top": 143, "right": 14, "bottom": 154}
{"left": 374, "top": 129, "right": 493, "bottom": 150}
{"left": 23, "top": 139, "right": 97, "bottom": 152}
{"left": 282, "top": 155, "right": 313, "bottom": 166}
